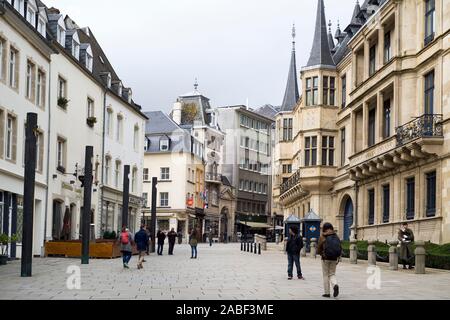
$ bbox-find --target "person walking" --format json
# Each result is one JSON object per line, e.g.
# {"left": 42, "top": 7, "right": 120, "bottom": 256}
{"left": 135, "top": 225, "right": 149, "bottom": 269}
{"left": 189, "top": 229, "right": 199, "bottom": 259}
{"left": 157, "top": 230, "right": 166, "bottom": 256}
{"left": 119, "top": 227, "right": 134, "bottom": 269}
{"left": 145, "top": 227, "right": 151, "bottom": 256}
{"left": 167, "top": 228, "right": 178, "bottom": 255}
{"left": 317, "top": 223, "right": 342, "bottom": 298}
{"left": 209, "top": 228, "right": 213, "bottom": 247}
{"left": 286, "top": 226, "right": 304, "bottom": 280}
{"left": 177, "top": 231, "right": 183, "bottom": 245}
{"left": 398, "top": 222, "right": 415, "bottom": 270}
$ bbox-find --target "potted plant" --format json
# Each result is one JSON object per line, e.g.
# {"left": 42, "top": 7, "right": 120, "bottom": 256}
{"left": 57, "top": 97, "right": 69, "bottom": 109}
{"left": 0, "top": 233, "right": 18, "bottom": 265}
{"left": 86, "top": 117, "right": 97, "bottom": 127}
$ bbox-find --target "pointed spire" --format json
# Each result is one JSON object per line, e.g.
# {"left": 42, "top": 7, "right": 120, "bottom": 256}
{"left": 292, "top": 23, "right": 296, "bottom": 50}
{"left": 327, "top": 20, "right": 335, "bottom": 52}
{"left": 281, "top": 25, "right": 300, "bottom": 112}
{"left": 306, "top": 0, "right": 335, "bottom": 68}
{"left": 345, "top": 0, "right": 363, "bottom": 34}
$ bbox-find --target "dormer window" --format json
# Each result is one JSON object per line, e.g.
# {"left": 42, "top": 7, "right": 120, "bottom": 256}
{"left": 27, "top": 8, "right": 35, "bottom": 26}
{"left": 160, "top": 137, "right": 170, "bottom": 151}
{"left": 37, "top": 18, "right": 46, "bottom": 36}
{"left": 127, "top": 89, "right": 132, "bottom": 103}
{"left": 118, "top": 83, "right": 123, "bottom": 96}
{"left": 86, "top": 53, "right": 93, "bottom": 71}
{"left": 107, "top": 73, "right": 112, "bottom": 88}
{"left": 14, "top": 0, "right": 24, "bottom": 16}
{"left": 72, "top": 39, "right": 80, "bottom": 60}
{"left": 57, "top": 25, "right": 65, "bottom": 47}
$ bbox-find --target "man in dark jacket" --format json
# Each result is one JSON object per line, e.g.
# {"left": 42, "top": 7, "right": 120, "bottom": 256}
{"left": 317, "top": 223, "right": 341, "bottom": 298}
{"left": 167, "top": 228, "right": 178, "bottom": 255}
{"left": 135, "top": 225, "right": 149, "bottom": 269}
{"left": 398, "top": 223, "right": 415, "bottom": 269}
{"left": 157, "top": 230, "right": 166, "bottom": 256}
{"left": 286, "top": 226, "right": 304, "bottom": 280}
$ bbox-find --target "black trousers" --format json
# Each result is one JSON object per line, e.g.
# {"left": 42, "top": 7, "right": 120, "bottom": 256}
{"left": 157, "top": 243, "right": 164, "bottom": 255}
{"left": 168, "top": 242, "right": 175, "bottom": 255}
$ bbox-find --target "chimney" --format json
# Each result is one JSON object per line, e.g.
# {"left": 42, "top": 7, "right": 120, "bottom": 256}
{"left": 172, "top": 101, "right": 182, "bottom": 125}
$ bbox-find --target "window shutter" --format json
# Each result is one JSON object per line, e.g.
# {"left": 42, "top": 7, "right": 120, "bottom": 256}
{"left": 11, "top": 116, "right": 17, "bottom": 162}
{"left": 0, "top": 110, "right": 4, "bottom": 159}
{"left": 39, "top": 132, "right": 44, "bottom": 172}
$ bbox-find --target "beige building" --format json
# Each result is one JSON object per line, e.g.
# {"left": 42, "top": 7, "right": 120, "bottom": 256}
{"left": 273, "top": 0, "right": 450, "bottom": 244}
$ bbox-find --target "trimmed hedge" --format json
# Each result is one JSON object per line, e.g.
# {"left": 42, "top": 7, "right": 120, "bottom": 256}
{"left": 340, "top": 241, "right": 450, "bottom": 270}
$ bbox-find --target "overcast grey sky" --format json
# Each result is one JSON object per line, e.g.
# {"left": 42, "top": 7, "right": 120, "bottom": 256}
{"left": 44, "top": 0, "right": 356, "bottom": 113}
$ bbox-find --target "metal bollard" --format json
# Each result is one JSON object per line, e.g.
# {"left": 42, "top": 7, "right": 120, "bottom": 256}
{"left": 246, "top": 242, "right": 249, "bottom": 252}
{"left": 350, "top": 239, "right": 358, "bottom": 264}
{"left": 368, "top": 241, "right": 377, "bottom": 266}
{"left": 310, "top": 238, "right": 317, "bottom": 258}
{"left": 258, "top": 243, "right": 261, "bottom": 255}
{"left": 415, "top": 241, "right": 426, "bottom": 274}
{"left": 254, "top": 243, "right": 257, "bottom": 254}
{"left": 241, "top": 242, "right": 243, "bottom": 251}
{"left": 389, "top": 241, "right": 399, "bottom": 271}
{"left": 301, "top": 238, "right": 307, "bottom": 257}
{"left": 250, "top": 242, "right": 253, "bottom": 253}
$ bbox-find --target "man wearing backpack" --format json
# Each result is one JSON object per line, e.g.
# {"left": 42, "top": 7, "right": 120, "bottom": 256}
{"left": 317, "top": 223, "right": 342, "bottom": 298}
{"left": 286, "top": 226, "right": 304, "bottom": 280}
{"left": 119, "top": 227, "right": 135, "bottom": 269}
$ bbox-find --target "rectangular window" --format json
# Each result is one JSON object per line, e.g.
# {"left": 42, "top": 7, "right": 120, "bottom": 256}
{"left": 132, "top": 169, "right": 137, "bottom": 193}
{"left": 425, "top": 0, "right": 435, "bottom": 45}
{"left": 369, "top": 45, "right": 376, "bottom": 76}
{"left": 105, "top": 157, "right": 111, "bottom": 185}
{"left": 305, "top": 137, "right": 310, "bottom": 167}
{"left": 340, "top": 128, "right": 346, "bottom": 166}
{"left": 26, "top": 62, "right": 34, "bottom": 99}
{"left": 321, "top": 136, "right": 335, "bottom": 166}
{"left": 383, "top": 99, "right": 391, "bottom": 138}
{"left": 313, "top": 77, "right": 318, "bottom": 105}
{"left": 116, "top": 116, "right": 122, "bottom": 142}
{"left": 406, "top": 178, "right": 415, "bottom": 220}
{"left": 282, "top": 118, "right": 293, "bottom": 141}
{"left": 160, "top": 193, "right": 169, "bottom": 207}
{"left": 58, "top": 76, "right": 66, "bottom": 99}
{"left": 34, "top": 130, "right": 44, "bottom": 172}
{"left": 383, "top": 185, "right": 390, "bottom": 223}
{"left": 133, "top": 126, "right": 139, "bottom": 151}
{"left": 36, "top": 70, "right": 45, "bottom": 107}
{"left": 426, "top": 171, "right": 436, "bottom": 217}
{"left": 305, "top": 136, "right": 317, "bottom": 166}
{"left": 311, "top": 136, "right": 317, "bottom": 166}
{"left": 143, "top": 168, "right": 149, "bottom": 181}
{"left": 424, "top": 71, "right": 435, "bottom": 115}
{"left": 9, "top": 48, "right": 17, "bottom": 88}
{"left": 6, "top": 115, "right": 14, "bottom": 160}
{"left": 0, "top": 39, "right": 4, "bottom": 80}
{"left": 115, "top": 162, "right": 121, "bottom": 188}
{"left": 87, "top": 98, "right": 94, "bottom": 118}
{"left": 57, "top": 137, "right": 66, "bottom": 172}
{"left": 142, "top": 193, "right": 148, "bottom": 208}
{"left": 368, "top": 108, "right": 376, "bottom": 147}
{"left": 306, "top": 78, "right": 312, "bottom": 106}
{"left": 330, "top": 77, "right": 335, "bottom": 106}
{"left": 368, "top": 189, "right": 375, "bottom": 225}
{"left": 384, "top": 31, "right": 392, "bottom": 63}
{"left": 105, "top": 110, "right": 112, "bottom": 136}
{"left": 341, "top": 75, "right": 347, "bottom": 108}
{"left": 161, "top": 167, "right": 170, "bottom": 180}
{"left": 323, "top": 76, "right": 329, "bottom": 106}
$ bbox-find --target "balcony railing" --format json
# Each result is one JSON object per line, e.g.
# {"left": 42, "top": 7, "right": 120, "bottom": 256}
{"left": 280, "top": 169, "right": 301, "bottom": 196}
{"left": 205, "top": 172, "right": 222, "bottom": 182}
{"left": 396, "top": 114, "right": 443, "bottom": 146}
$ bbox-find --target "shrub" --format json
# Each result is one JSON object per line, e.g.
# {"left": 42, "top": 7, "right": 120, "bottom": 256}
{"left": 341, "top": 240, "right": 450, "bottom": 270}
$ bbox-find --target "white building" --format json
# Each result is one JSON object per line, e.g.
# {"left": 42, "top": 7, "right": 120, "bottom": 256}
{"left": 0, "top": 0, "right": 146, "bottom": 258}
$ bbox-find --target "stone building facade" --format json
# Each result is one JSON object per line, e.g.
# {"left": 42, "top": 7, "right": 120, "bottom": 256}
{"left": 273, "top": 0, "right": 450, "bottom": 244}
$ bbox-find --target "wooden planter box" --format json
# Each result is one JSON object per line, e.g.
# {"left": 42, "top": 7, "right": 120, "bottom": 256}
{"left": 44, "top": 240, "right": 137, "bottom": 259}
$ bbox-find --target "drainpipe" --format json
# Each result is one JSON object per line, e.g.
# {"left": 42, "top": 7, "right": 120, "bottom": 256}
{"left": 43, "top": 61, "right": 52, "bottom": 253}
{"left": 99, "top": 89, "right": 107, "bottom": 238}
{"left": 354, "top": 181, "right": 359, "bottom": 240}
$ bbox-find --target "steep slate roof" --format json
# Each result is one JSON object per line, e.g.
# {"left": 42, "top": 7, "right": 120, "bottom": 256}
{"left": 255, "top": 104, "right": 281, "bottom": 120}
{"left": 144, "top": 111, "right": 180, "bottom": 135}
{"left": 280, "top": 41, "right": 300, "bottom": 111}
{"left": 306, "top": 0, "right": 335, "bottom": 68}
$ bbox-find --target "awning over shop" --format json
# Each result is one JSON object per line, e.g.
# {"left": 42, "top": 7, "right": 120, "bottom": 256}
{"left": 239, "top": 222, "right": 272, "bottom": 229}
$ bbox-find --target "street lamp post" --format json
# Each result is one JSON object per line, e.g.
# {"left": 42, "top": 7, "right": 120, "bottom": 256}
{"left": 150, "top": 177, "right": 157, "bottom": 253}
